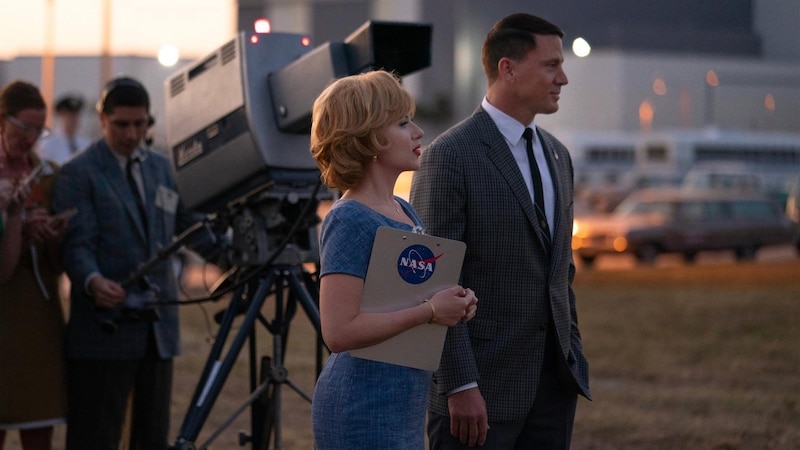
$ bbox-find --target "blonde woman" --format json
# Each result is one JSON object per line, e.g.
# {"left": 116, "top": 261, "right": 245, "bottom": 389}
{"left": 310, "top": 70, "right": 477, "bottom": 449}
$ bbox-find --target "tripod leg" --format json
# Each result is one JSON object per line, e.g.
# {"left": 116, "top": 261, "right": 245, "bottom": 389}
{"left": 172, "top": 265, "right": 323, "bottom": 450}
{"left": 286, "top": 266, "right": 327, "bottom": 378}
{"left": 247, "top": 356, "right": 274, "bottom": 450}
{"left": 252, "top": 267, "right": 317, "bottom": 450}
{"left": 250, "top": 273, "right": 290, "bottom": 450}
{"left": 171, "top": 272, "right": 276, "bottom": 449}
{"left": 265, "top": 271, "right": 290, "bottom": 450}
{"left": 240, "top": 269, "right": 297, "bottom": 450}
{"left": 285, "top": 267, "right": 320, "bottom": 332}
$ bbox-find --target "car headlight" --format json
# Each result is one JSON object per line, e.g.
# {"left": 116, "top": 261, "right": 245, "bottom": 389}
{"left": 612, "top": 236, "right": 628, "bottom": 252}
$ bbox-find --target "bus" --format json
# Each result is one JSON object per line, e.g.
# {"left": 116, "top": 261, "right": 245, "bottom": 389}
{"left": 561, "top": 128, "right": 800, "bottom": 212}
{"left": 638, "top": 129, "right": 800, "bottom": 204}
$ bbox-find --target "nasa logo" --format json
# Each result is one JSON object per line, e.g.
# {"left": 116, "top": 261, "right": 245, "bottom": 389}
{"left": 397, "top": 244, "right": 443, "bottom": 285}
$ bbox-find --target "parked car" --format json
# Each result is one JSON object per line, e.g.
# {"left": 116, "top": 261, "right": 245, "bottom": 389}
{"left": 572, "top": 188, "right": 795, "bottom": 267}
{"left": 577, "top": 171, "right": 683, "bottom": 214}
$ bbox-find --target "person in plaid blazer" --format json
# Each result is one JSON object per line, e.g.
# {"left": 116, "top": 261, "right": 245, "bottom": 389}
{"left": 410, "top": 13, "right": 591, "bottom": 449}
{"left": 52, "top": 77, "right": 216, "bottom": 450}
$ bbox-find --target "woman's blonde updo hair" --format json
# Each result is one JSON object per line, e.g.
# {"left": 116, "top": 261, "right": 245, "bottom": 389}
{"left": 310, "top": 70, "right": 415, "bottom": 191}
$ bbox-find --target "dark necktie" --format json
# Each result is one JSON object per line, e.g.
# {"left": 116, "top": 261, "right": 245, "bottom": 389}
{"left": 523, "top": 127, "right": 551, "bottom": 251}
{"left": 126, "top": 157, "right": 148, "bottom": 232}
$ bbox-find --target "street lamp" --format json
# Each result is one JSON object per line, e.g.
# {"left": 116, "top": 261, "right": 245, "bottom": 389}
{"left": 704, "top": 70, "right": 719, "bottom": 126}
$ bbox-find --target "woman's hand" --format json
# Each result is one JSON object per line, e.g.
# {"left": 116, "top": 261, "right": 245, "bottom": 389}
{"left": 0, "top": 178, "right": 13, "bottom": 211}
{"left": 1, "top": 178, "right": 31, "bottom": 215}
{"left": 461, "top": 288, "right": 478, "bottom": 323}
{"left": 428, "top": 286, "right": 478, "bottom": 326}
{"left": 22, "top": 208, "right": 71, "bottom": 245}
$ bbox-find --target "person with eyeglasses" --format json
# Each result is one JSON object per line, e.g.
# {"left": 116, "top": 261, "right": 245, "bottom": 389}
{"left": 0, "top": 80, "right": 68, "bottom": 450}
{"left": 4, "top": 113, "right": 51, "bottom": 141}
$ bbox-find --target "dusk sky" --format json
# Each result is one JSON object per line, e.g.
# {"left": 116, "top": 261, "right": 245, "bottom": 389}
{"left": 0, "top": 0, "right": 236, "bottom": 61}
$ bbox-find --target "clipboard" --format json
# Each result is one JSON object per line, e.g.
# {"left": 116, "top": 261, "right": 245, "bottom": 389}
{"left": 349, "top": 226, "right": 466, "bottom": 371}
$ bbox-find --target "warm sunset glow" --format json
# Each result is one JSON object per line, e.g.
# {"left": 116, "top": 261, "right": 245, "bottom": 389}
{"left": 394, "top": 171, "right": 414, "bottom": 200}
{"left": 0, "top": 1, "right": 235, "bottom": 60}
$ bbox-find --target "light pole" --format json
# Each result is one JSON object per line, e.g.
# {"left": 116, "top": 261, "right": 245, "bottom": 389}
{"left": 42, "top": 0, "right": 56, "bottom": 125}
{"left": 703, "top": 70, "right": 719, "bottom": 126}
{"left": 101, "top": 0, "right": 112, "bottom": 83}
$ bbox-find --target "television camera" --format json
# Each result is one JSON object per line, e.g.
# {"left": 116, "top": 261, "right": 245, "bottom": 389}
{"left": 162, "top": 21, "right": 432, "bottom": 450}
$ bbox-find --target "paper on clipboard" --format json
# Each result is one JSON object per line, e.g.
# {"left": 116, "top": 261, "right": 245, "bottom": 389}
{"left": 349, "top": 226, "right": 466, "bottom": 371}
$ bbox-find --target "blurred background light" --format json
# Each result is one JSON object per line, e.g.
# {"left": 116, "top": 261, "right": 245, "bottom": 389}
{"left": 157, "top": 45, "right": 179, "bottom": 67}
{"left": 572, "top": 37, "right": 591, "bottom": 57}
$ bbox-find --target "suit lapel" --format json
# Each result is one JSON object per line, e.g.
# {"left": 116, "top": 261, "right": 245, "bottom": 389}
{"left": 537, "top": 130, "right": 562, "bottom": 253}
{"left": 97, "top": 142, "right": 149, "bottom": 242}
{"left": 484, "top": 129, "right": 540, "bottom": 231}
{"left": 475, "top": 111, "right": 552, "bottom": 255}
{"left": 538, "top": 130, "right": 576, "bottom": 275}
{"left": 140, "top": 155, "right": 156, "bottom": 241}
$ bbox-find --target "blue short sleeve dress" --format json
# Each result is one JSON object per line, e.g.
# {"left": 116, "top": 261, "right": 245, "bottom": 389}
{"left": 312, "top": 197, "right": 431, "bottom": 450}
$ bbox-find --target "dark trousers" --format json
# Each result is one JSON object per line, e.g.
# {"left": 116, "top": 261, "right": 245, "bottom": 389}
{"left": 65, "top": 332, "right": 173, "bottom": 450}
{"left": 428, "top": 326, "right": 578, "bottom": 449}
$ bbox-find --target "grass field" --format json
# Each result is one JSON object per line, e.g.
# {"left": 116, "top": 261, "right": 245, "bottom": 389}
{"left": 6, "top": 258, "right": 799, "bottom": 449}
{"left": 570, "top": 260, "right": 800, "bottom": 449}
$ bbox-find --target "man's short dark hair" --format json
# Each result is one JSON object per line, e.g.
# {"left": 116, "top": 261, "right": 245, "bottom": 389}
{"left": 96, "top": 77, "right": 150, "bottom": 115}
{"left": 482, "top": 13, "right": 565, "bottom": 83}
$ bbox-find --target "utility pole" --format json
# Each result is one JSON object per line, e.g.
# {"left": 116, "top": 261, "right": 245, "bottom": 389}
{"left": 101, "top": 0, "right": 113, "bottom": 84}
{"left": 42, "top": 0, "right": 56, "bottom": 125}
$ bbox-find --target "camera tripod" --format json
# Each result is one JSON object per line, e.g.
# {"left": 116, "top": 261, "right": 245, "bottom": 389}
{"left": 169, "top": 261, "right": 324, "bottom": 450}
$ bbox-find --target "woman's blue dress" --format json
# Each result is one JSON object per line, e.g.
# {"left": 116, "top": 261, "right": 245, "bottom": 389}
{"left": 312, "top": 198, "right": 431, "bottom": 450}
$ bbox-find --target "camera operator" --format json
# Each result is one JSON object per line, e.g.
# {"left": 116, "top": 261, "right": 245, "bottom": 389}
{"left": 52, "top": 76, "right": 222, "bottom": 450}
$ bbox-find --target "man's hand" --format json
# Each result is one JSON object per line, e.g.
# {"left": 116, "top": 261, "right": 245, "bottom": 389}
{"left": 448, "top": 387, "right": 489, "bottom": 447}
{"left": 88, "top": 276, "right": 126, "bottom": 309}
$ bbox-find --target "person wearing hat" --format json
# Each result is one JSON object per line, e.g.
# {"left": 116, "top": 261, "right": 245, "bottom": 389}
{"left": 37, "top": 94, "right": 92, "bottom": 165}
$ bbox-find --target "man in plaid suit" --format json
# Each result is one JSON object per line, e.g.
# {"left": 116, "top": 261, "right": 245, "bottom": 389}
{"left": 411, "top": 13, "right": 591, "bottom": 449}
{"left": 53, "top": 77, "right": 217, "bottom": 450}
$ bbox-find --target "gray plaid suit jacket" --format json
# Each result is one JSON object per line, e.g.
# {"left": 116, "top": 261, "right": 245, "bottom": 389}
{"left": 53, "top": 139, "right": 201, "bottom": 361}
{"left": 410, "top": 107, "right": 591, "bottom": 423}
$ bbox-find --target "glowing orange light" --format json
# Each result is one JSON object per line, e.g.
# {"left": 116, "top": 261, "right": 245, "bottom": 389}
{"left": 612, "top": 237, "right": 628, "bottom": 252}
{"left": 765, "top": 93, "right": 776, "bottom": 111}
{"left": 639, "top": 99, "right": 654, "bottom": 131}
{"left": 254, "top": 18, "right": 271, "bottom": 34}
{"left": 706, "top": 70, "right": 719, "bottom": 87}
{"left": 250, "top": 35, "right": 259, "bottom": 44}
{"left": 301, "top": 36, "right": 312, "bottom": 47}
{"left": 653, "top": 78, "right": 667, "bottom": 96}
